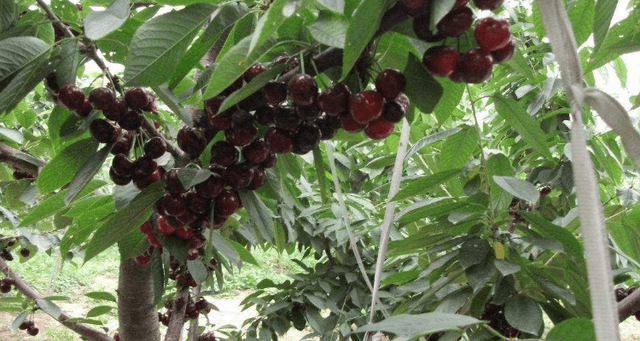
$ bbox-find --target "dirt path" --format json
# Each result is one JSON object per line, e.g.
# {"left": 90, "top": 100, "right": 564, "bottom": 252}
{"left": 2, "top": 292, "right": 640, "bottom": 340}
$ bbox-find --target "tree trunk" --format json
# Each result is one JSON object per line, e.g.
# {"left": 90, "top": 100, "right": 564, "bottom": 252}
{"left": 118, "top": 258, "right": 161, "bottom": 341}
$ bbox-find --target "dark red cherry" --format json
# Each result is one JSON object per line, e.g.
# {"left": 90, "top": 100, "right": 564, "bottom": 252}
{"left": 186, "top": 191, "right": 211, "bottom": 214}
{"left": 210, "top": 140, "right": 239, "bottom": 166}
{"left": 90, "top": 119, "right": 120, "bottom": 144}
{"left": 339, "top": 114, "right": 366, "bottom": 133}
{"left": 413, "top": 14, "right": 446, "bottom": 42}
{"left": 458, "top": 48, "right": 494, "bottom": 83}
{"left": 317, "top": 82, "right": 351, "bottom": 116}
{"left": 292, "top": 123, "right": 321, "bottom": 155}
{"left": 474, "top": 17, "right": 511, "bottom": 52}
{"left": 315, "top": 115, "right": 340, "bottom": 140}
{"left": 260, "top": 152, "right": 277, "bottom": 168}
{"left": 74, "top": 98, "right": 94, "bottom": 118}
{"left": 472, "top": 0, "right": 504, "bottom": 11}
{"left": 263, "top": 81, "right": 288, "bottom": 106}
{"left": 215, "top": 189, "right": 240, "bottom": 217}
{"left": 242, "top": 140, "right": 270, "bottom": 165}
{"left": 160, "top": 193, "right": 187, "bottom": 217}
{"left": 349, "top": 91, "right": 384, "bottom": 125}
{"left": 109, "top": 168, "right": 132, "bottom": 185}
{"left": 118, "top": 109, "right": 144, "bottom": 131}
{"left": 194, "top": 173, "right": 224, "bottom": 198}
{"left": 254, "top": 105, "right": 275, "bottom": 126}
{"left": 112, "top": 153, "right": 135, "bottom": 176}
{"left": 297, "top": 104, "right": 322, "bottom": 121}
{"left": 177, "top": 127, "right": 207, "bottom": 156}
{"left": 133, "top": 156, "right": 157, "bottom": 177}
{"left": 144, "top": 136, "right": 167, "bottom": 159}
{"left": 209, "top": 110, "right": 233, "bottom": 131}
{"left": 264, "top": 127, "right": 294, "bottom": 154}
{"left": 382, "top": 100, "right": 407, "bottom": 123}
{"left": 58, "top": 85, "right": 86, "bottom": 110}
{"left": 89, "top": 87, "right": 117, "bottom": 111}
{"left": 222, "top": 162, "right": 254, "bottom": 189}
{"left": 238, "top": 90, "right": 267, "bottom": 112}
{"left": 111, "top": 131, "right": 133, "bottom": 155}
{"left": 274, "top": 106, "right": 302, "bottom": 131}
{"left": 288, "top": 74, "right": 318, "bottom": 106}
{"left": 437, "top": 6, "right": 474, "bottom": 37}
{"left": 103, "top": 99, "right": 128, "bottom": 121}
{"left": 162, "top": 168, "right": 184, "bottom": 193}
{"left": 205, "top": 95, "right": 227, "bottom": 117}
{"left": 491, "top": 37, "right": 516, "bottom": 63}
{"left": 423, "top": 46, "right": 460, "bottom": 77}
{"left": 364, "top": 117, "right": 395, "bottom": 140}
{"left": 27, "top": 326, "right": 39, "bottom": 336}
{"left": 125, "top": 87, "right": 151, "bottom": 110}
{"left": 244, "top": 62, "right": 267, "bottom": 82}
{"left": 375, "top": 68, "right": 406, "bottom": 99}
{"left": 247, "top": 168, "right": 267, "bottom": 190}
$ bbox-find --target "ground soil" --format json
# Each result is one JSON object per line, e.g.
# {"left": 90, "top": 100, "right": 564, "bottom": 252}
{"left": 1, "top": 291, "right": 640, "bottom": 340}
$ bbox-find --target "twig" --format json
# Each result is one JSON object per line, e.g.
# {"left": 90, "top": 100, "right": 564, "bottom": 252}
{"left": 0, "top": 257, "right": 114, "bottom": 341}
{"left": 0, "top": 142, "right": 45, "bottom": 176}
{"left": 35, "top": 0, "right": 75, "bottom": 38}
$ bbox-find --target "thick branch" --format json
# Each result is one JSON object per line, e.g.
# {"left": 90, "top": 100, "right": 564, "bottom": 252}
{"left": 0, "top": 257, "right": 114, "bottom": 341}
{"left": 164, "top": 287, "right": 189, "bottom": 341}
{"left": 0, "top": 143, "right": 45, "bottom": 176}
{"left": 619, "top": 289, "right": 640, "bottom": 321}
{"left": 118, "top": 258, "right": 161, "bottom": 341}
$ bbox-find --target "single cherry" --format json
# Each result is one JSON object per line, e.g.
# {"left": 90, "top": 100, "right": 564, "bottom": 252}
{"left": 422, "top": 46, "right": 460, "bottom": 77}
{"left": 472, "top": 0, "right": 504, "bottom": 11}
{"left": 457, "top": 48, "right": 494, "bottom": 83}
{"left": 125, "top": 87, "right": 151, "bottom": 110}
{"left": 177, "top": 127, "right": 207, "bottom": 156}
{"left": 292, "top": 123, "right": 321, "bottom": 155}
{"left": 112, "top": 153, "right": 135, "bottom": 176}
{"left": 74, "top": 98, "right": 94, "bottom": 118}
{"left": 317, "top": 82, "right": 351, "bottom": 116}
{"left": 274, "top": 106, "right": 302, "bottom": 131}
{"left": 215, "top": 189, "right": 240, "bottom": 217}
{"left": 288, "top": 74, "right": 318, "bottom": 107}
{"left": 264, "top": 127, "right": 294, "bottom": 154}
{"left": 364, "top": 118, "right": 395, "bottom": 140}
{"left": 315, "top": 115, "right": 340, "bottom": 140}
{"left": 375, "top": 68, "right": 406, "bottom": 99}
{"left": 244, "top": 62, "right": 267, "bottom": 82}
{"left": 119, "top": 109, "right": 144, "bottom": 131}
{"left": 263, "top": 81, "right": 288, "bottom": 106}
{"left": 491, "top": 37, "right": 516, "bottom": 63}
{"left": 144, "top": 136, "right": 167, "bottom": 159}
{"left": 474, "top": 17, "right": 511, "bottom": 52}
{"left": 211, "top": 141, "right": 239, "bottom": 166}
{"left": 222, "top": 162, "right": 254, "bottom": 189}
{"left": 349, "top": 91, "right": 384, "bottom": 125}
{"left": 90, "top": 119, "right": 120, "bottom": 144}
{"left": 242, "top": 140, "right": 271, "bottom": 165}
{"left": 413, "top": 14, "right": 446, "bottom": 42}
{"left": 437, "top": 6, "right": 474, "bottom": 37}
{"left": 254, "top": 105, "right": 275, "bottom": 126}
{"left": 89, "top": 87, "right": 117, "bottom": 111}
{"left": 58, "top": 85, "right": 86, "bottom": 110}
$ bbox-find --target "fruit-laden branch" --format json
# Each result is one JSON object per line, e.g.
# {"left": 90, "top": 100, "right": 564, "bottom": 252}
{"left": 0, "top": 257, "right": 114, "bottom": 341}
{"left": 164, "top": 287, "right": 190, "bottom": 341}
{"left": 0, "top": 142, "right": 45, "bottom": 176}
{"left": 619, "top": 288, "right": 640, "bottom": 322}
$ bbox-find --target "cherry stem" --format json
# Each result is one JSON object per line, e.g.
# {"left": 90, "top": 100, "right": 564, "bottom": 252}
{"left": 0, "top": 257, "right": 115, "bottom": 341}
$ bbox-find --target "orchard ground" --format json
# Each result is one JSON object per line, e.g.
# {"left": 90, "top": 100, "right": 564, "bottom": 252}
{"left": 1, "top": 243, "right": 640, "bottom": 341}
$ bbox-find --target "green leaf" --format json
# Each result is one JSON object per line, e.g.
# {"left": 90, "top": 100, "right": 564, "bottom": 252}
{"left": 84, "top": 182, "right": 165, "bottom": 263}
{"left": 380, "top": 270, "right": 420, "bottom": 286}
{"left": 86, "top": 305, "right": 113, "bottom": 318}
{"left": 0, "top": 0, "right": 17, "bottom": 32}
{"left": 592, "top": 0, "right": 618, "bottom": 53}
{"left": 521, "top": 212, "right": 583, "bottom": 260}
{"left": 404, "top": 127, "right": 461, "bottom": 163}
{"left": 0, "top": 36, "right": 50, "bottom": 84}
{"left": 151, "top": 248, "right": 164, "bottom": 306}
{"left": 393, "top": 169, "right": 460, "bottom": 201}
{"left": 586, "top": 11, "right": 640, "bottom": 73}
{"left": 202, "top": 34, "right": 277, "bottom": 100}
{"left": 117, "top": 228, "right": 148, "bottom": 260}
{"left": 187, "top": 259, "right": 208, "bottom": 284}
{"left": 340, "top": 0, "right": 384, "bottom": 80}
{"left": 238, "top": 190, "right": 275, "bottom": 242}
{"left": 249, "top": 0, "right": 289, "bottom": 53}
{"left": 64, "top": 144, "right": 111, "bottom": 204}
{"left": 177, "top": 167, "right": 212, "bottom": 189}
{"left": 218, "top": 63, "right": 287, "bottom": 112}
{"left": 0, "top": 53, "right": 52, "bottom": 114}
{"left": 19, "top": 180, "right": 106, "bottom": 227}
{"left": 168, "top": 2, "right": 248, "bottom": 89}
{"left": 84, "top": 0, "right": 129, "bottom": 40}
{"left": 458, "top": 239, "right": 491, "bottom": 269}
{"left": 494, "top": 259, "right": 521, "bottom": 276}
{"left": 567, "top": 0, "right": 595, "bottom": 47}
{"left": 124, "top": 4, "right": 215, "bottom": 86}
{"left": 152, "top": 84, "right": 193, "bottom": 126}
{"left": 546, "top": 318, "right": 595, "bottom": 341}
{"left": 353, "top": 313, "right": 481, "bottom": 338}
{"left": 315, "top": 0, "right": 344, "bottom": 14}
{"left": 492, "top": 176, "right": 539, "bottom": 203}
{"left": 85, "top": 291, "right": 117, "bottom": 302}
{"left": 9, "top": 311, "right": 28, "bottom": 332}
{"left": 37, "top": 138, "right": 99, "bottom": 194}
{"left": 0, "top": 127, "right": 23, "bottom": 144}
{"left": 224, "top": 237, "right": 259, "bottom": 266}
{"left": 504, "top": 295, "right": 543, "bottom": 336}
{"left": 430, "top": 0, "right": 456, "bottom": 32}
{"left": 95, "top": 6, "right": 159, "bottom": 64}
{"left": 308, "top": 12, "right": 348, "bottom": 48}
{"left": 439, "top": 127, "right": 478, "bottom": 170}
{"left": 395, "top": 197, "right": 467, "bottom": 226}
{"left": 35, "top": 298, "right": 62, "bottom": 319}
{"left": 492, "top": 95, "right": 552, "bottom": 159}
{"left": 50, "top": 39, "right": 81, "bottom": 87}
{"left": 208, "top": 230, "right": 240, "bottom": 265}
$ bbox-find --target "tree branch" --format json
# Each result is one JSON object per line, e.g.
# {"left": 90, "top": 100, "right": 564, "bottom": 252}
{"left": 619, "top": 288, "right": 640, "bottom": 322}
{"left": 35, "top": 0, "right": 75, "bottom": 38}
{"left": 0, "top": 257, "right": 114, "bottom": 341}
{"left": 0, "top": 143, "right": 45, "bottom": 176}
{"left": 164, "top": 287, "right": 189, "bottom": 341}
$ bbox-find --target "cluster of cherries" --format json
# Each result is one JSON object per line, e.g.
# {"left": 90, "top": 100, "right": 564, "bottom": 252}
{"left": 403, "top": 0, "right": 516, "bottom": 83}
{"left": 0, "top": 277, "right": 14, "bottom": 293}
{"left": 12, "top": 169, "right": 37, "bottom": 182}
{"left": 0, "top": 238, "right": 30, "bottom": 262}
{"left": 158, "top": 295, "right": 212, "bottom": 325}
{"left": 18, "top": 319, "right": 39, "bottom": 336}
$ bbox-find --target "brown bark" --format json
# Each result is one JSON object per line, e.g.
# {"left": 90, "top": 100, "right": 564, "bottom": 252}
{"left": 118, "top": 258, "right": 161, "bottom": 341}
{"left": 0, "top": 142, "right": 45, "bottom": 176}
